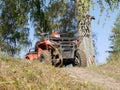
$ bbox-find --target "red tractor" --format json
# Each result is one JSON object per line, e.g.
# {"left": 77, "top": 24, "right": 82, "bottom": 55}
{"left": 25, "top": 32, "right": 87, "bottom": 67}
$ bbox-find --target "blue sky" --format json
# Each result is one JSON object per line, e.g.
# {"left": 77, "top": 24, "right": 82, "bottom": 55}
{"left": 90, "top": 4, "right": 120, "bottom": 64}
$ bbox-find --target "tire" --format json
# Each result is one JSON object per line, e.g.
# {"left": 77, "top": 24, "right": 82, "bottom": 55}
{"left": 74, "top": 50, "right": 87, "bottom": 67}
{"left": 39, "top": 50, "right": 51, "bottom": 65}
{"left": 52, "top": 53, "right": 63, "bottom": 67}
{"left": 52, "top": 50, "right": 63, "bottom": 67}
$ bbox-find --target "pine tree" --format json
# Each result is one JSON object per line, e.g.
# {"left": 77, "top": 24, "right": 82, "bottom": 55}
{"left": 0, "top": 0, "right": 120, "bottom": 56}
{"left": 0, "top": 0, "right": 31, "bottom": 56}
{"left": 108, "top": 13, "right": 120, "bottom": 61}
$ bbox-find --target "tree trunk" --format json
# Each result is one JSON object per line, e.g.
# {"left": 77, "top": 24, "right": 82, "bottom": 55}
{"left": 75, "top": 0, "right": 96, "bottom": 66}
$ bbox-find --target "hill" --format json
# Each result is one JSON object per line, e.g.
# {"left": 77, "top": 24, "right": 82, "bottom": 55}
{"left": 0, "top": 54, "right": 103, "bottom": 90}
{"left": 0, "top": 54, "right": 120, "bottom": 90}
{"left": 64, "top": 60, "right": 120, "bottom": 90}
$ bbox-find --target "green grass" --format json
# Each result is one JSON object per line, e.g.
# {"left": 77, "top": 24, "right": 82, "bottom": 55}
{"left": 0, "top": 54, "right": 104, "bottom": 90}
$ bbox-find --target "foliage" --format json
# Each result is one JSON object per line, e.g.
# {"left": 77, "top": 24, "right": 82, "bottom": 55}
{"left": 0, "top": 0, "right": 120, "bottom": 56}
{"left": 0, "top": 0, "right": 31, "bottom": 56}
{"left": 47, "top": 0, "right": 77, "bottom": 37}
{"left": 91, "top": 0, "right": 120, "bottom": 14}
{"left": 29, "top": 0, "right": 51, "bottom": 38}
{"left": 108, "top": 12, "right": 120, "bottom": 61}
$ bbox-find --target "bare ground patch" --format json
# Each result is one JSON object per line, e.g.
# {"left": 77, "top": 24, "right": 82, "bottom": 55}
{"left": 63, "top": 67, "right": 120, "bottom": 90}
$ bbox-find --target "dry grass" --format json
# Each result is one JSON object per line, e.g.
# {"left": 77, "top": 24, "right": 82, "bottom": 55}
{"left": 89, "top": 60, "right": 120, "bottom": 82}
{"left": 0, "top": 54, "right": 103, "bottom": 90}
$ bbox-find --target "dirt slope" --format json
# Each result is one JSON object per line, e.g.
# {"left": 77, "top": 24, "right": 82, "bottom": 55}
{"left": 63, "top": 67, "right": 120, "bottom": 90}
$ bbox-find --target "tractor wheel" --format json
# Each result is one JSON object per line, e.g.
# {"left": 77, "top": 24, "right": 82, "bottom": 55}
{"left": 53, "top": 54, "right": 63, "bottom": 67}
{"left": 74, "top": 50, "right": 87, "bottom": 67}
{"left": 39, "top": 50, "right": 51, "bottom": 65}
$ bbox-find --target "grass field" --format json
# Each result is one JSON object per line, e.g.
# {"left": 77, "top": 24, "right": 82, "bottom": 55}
{"left": 89, "top": 60, "right": 120, "bottom": 82}
{"left": 0, "top": 54, "right": 104, "bottom": 90}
